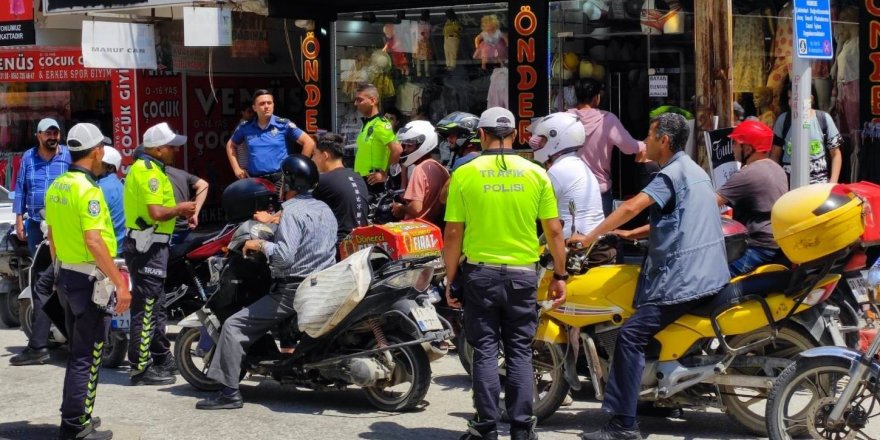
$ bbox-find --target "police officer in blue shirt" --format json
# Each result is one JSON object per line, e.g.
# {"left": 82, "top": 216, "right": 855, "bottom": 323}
{"left": 225, "top": 89, "right": 315, "bottom": 182}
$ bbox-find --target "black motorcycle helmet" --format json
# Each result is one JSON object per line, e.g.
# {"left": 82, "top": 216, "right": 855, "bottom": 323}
{"left": 281, "top": 154, "right": 319, "bottom": 194}
{"left": 435, "top": 111, "right": 480, "bottom": 150}
{"left": 222, "top": 178, "right": 279, "bottom": 223}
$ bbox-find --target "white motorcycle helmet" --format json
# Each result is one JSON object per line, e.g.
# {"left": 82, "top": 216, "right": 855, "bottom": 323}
{"left": 531, "top": 112, "right": 585, "bottom": 164}
{"left": 101, "top": 146, "right": 122, "bottom": 171}
{"left": 397, "top": 120, "right": 438, "bottom": 168}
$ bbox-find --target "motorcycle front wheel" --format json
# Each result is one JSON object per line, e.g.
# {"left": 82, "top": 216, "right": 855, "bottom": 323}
{"left": 363, "top": 334, "right": 431, "bottom": 412}
{"left": 18, "top": 298, "right": 33, "bottom": 338}
{"left": 175, "top": 326, "right": 223, "bottom": 392}
{"left": 766, "top": 355, "right": 878, "bottom": 440}
{"left": 720, "top": 325, "right": 817, "bottom": 436}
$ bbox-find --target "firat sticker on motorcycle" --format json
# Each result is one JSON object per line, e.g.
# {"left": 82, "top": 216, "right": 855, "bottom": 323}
{"left": 339, "top": 220, "right": 443, "bottom": 260}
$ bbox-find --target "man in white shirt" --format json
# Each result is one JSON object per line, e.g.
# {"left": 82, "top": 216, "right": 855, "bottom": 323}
{"left": 530, "top": 113, "right": 606, "bottom": 241}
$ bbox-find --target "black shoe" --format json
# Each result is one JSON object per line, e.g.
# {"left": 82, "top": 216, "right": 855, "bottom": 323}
{"left": 130, "top": 366, "right": 176, "bottom": 386}
{"left": 58, "top": 424, "right": 113, "bottom": 440}
{"left": 511, "top": 430, "right": 538, "bottom": 440}
{"left": 90, "top": 417, "right": 101, "bottom": 429}
{"left": 10, "top": 347, "right": 49, "bottom": 366}
{"left": 195, "top": 390, "right": 244, "bottom": 410}
{"left": 458, "top": 427, "right": 498, "bottom": 440}
{"left": 580, "top": 420, "right": 642, "bottom": 440}
{"left": 156, "top": 354, "right": 179, "bottom": 375}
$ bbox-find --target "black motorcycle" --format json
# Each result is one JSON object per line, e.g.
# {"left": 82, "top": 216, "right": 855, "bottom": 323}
{"left": 175, "top": 221, "right": 453, "bottom": 412}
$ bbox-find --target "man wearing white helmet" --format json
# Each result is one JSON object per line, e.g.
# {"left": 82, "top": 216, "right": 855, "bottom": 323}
{"left": 391, "top": 120, "right": 450, "bottom": 226}
{"left": 530, "top": 113, "right": 606, "bottom": 242}
{"left": 97, "top": 146, "right": 126, "bottom": 254}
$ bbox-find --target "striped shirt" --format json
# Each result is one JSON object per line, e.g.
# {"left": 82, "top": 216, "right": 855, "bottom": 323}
{"left": 13, "top": 145, "right": 71, "bottom": 221}
{"left": 262, "top": 194, "right": 337, "bottom": 279}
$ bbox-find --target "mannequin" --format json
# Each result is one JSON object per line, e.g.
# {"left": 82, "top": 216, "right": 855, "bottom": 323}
{"left": 473, "top": 14, "right": 507, "bottom": 70}
{"left": 443, "top": 9, "right": 461, "bottom": 70}
{"left": 383, "top": 23, "right": 410, "bottom": 76}
{"left": 830, "top": 7, "right": 859, "bottom": 138}
{"left": 412, "top": 11, "right": 432, "bottom": 77}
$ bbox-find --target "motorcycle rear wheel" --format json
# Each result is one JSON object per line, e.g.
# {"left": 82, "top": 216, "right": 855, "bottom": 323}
{"left": 766, "top": 355, "right": 876, "bottom": 440}
{"left": 18, "top": 298, "right": 33, "bottom": 339}
{"left": 363, "top": 334, "right": 431, "bottom": 412}
{"left": 0, "top": 290, "right": 20, "bottom": 327}
{"left": 102, "top": 331, "right": 128, "bottom": 369}
{"left": 720, "top": 325, "right": 817, "bottom": 436}
{"left": 176, "top": 327, "right": 223, "bottom": 392}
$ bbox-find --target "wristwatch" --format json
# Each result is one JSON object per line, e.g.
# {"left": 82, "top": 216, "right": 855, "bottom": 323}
{"left": 552, "top": 272, "right": 569, "bottom": 281}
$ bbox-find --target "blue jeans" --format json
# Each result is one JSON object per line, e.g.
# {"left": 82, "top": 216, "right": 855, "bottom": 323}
{"left": 25, "top": 218, "right": 44, "bottom": 256}
{"left": 729, "top": 246, "right": 779, "bottom": 277}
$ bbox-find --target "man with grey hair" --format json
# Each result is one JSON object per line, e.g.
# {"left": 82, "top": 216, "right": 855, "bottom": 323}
{"left": 352, "top": 83, "right": 402, "bottom": 194}
{"left": 568, "top": 113, "right": 728, "bottom": 440}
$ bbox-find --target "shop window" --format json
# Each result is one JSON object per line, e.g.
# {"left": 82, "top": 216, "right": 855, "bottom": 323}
{"left": 731, "top": 2, "right": 859, "bottom": 181}
{"left": 0, "top": 82, "right": 110, "bottom": 153}
{"left": 550, "top": 0, "right": 695, "bottom": 200}
{"left": 335, "top": 3, "right": 508, "bottom": 163}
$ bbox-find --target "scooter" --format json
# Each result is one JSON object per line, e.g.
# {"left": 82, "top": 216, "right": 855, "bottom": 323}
{"left": 0, "top": 223, "right": 30, "bottom": 327}
{"left": 175, "top": 221, "right": 454, "bottom": 412}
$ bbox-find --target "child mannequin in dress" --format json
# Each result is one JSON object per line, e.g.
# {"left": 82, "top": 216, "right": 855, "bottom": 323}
{"left": 473, "top": 15, "right": 507, "bottom": 70}
{"left": 383, "top": 23, "right": 410, "bottom": 76}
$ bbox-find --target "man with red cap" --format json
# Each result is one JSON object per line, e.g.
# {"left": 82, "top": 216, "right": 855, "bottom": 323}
{"left": 717, "top": 120, "right": 789, "bottom": 276}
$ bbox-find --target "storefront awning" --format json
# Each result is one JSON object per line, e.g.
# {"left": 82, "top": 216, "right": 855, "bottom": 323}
{"left": 42, "top": 0, "right": 268, "bottom": 16}
{"left": 268, "top": 0, "right": 468, "bottom": 20}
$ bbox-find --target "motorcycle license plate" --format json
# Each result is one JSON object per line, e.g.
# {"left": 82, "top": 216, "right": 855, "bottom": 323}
{"left": 111, "top": 310, "right": 131, "bottom": 331}
{"left": 847, "top": 277, "right": 871, "bottom": 304}
{"left": 411, "top": 306, "right": 443, "bottom": 332}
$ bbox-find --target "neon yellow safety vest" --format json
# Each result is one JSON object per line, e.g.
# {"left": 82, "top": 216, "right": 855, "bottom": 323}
{"left": 123, "top": 155, "right": 176, "bottom": 234}
{"left": 45, "top": 168, "right": 116, "bottom": 263}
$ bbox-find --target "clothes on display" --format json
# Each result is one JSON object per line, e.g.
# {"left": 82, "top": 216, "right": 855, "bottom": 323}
{"left": 412, "top": 20, "right": 433, "bottom": 77}
{"left": 487, "top": 67, "right": 508, "bottom": 109}
{"left": 397, "top": 81, "right": 426, "bottom": 115}
{"left": 766, "top": 2, "right": 792, "bottom": 114}
{"left": 473, "top": 15, "right": 507, "bottom": 70}
{"left": 443, "top": 15, "right": 462, "bottom": 70}
{"left": 732, "top": 11, "right": 766, "bottom": 93}
{"left": 383, "top": 23, "right": 410, "bottom": 76}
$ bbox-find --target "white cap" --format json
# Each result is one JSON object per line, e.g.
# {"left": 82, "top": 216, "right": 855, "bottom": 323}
{"left": 37, "top": 118, "right": 60, "bottom": 133}
{"left": 142, "top": 122, "right": 187, "bottom": 148}
{"left": 101, "top": 146, "right": 122, "bottom": 170}
{"left": 67, "top": 123, "right": 111, "bottom": 152}
{"left": 478, "top": 107, "right": 516, "bottom": 129}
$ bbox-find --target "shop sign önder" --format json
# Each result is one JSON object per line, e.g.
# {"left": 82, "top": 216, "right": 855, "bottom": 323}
{"left": 865, "top": 1, "right": 880, "bottom": 123}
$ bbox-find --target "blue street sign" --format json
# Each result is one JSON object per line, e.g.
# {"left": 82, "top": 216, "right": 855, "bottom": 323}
{"left": 793, "top": 0, "right": 833, "bottom": 59}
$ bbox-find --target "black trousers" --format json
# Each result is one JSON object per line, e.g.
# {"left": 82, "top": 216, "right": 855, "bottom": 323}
{"left": 28, "top": 265, "right": 55, "bottom": 350}
{"left": 56, "top": 269, "right": 109, "bottom": 429}
{"left": 124, "top": 238, "right": 171, "bottom": 372}
{"left": 461, "top": 263, "right": 538, "bottom": 433}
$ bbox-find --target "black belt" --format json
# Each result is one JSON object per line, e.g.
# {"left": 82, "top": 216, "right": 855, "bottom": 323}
{"left": 273, "top": 276, "right": 305, "bottom": 284}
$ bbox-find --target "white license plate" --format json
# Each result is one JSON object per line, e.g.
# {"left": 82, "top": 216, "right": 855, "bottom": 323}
{"left": 411, "top": 305, "right": 442, "bottom": 332}
{"left": 111, "top": 310, "right": 131, "bottom": 331}
{"left": 847, "top": 277, "right": 871, "bottom": 304}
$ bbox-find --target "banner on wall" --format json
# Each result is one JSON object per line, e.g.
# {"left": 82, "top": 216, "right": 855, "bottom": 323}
{"left": 0, "top": 47, "right": 111, "bottom": 82}
{"left": 183, "top": 7, "right": 232, "bottom": 47}
{"left": 45, "top": 0, "right": 183, "bottom": 13}
{"left": 82, "top": 21, "right": 157, "bottom": 69}
{"left": 111, "top": 70, "right": 139, "bottom": 173}
{"left": 0, "top": 0, "right": 35, "bottom": 46}
{"left": 137, "top": 71, "right": 184, "bottom": 144}
{"left": 231, "top": 11, "right": 269, "bottom": 58}
{"left": 863, "top": 3, "right": 879, "bottom": 123}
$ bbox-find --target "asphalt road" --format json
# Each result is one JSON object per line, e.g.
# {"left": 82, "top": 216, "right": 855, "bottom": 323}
{"left": 0, "top": 323, "right": 877, "bottom": 440}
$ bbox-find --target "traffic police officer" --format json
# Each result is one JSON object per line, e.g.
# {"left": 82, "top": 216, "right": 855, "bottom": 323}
{"left": 124, "top": 122, "right": 197, "bottom": 386}
{"left": 444, "top": 107, "right": 568, "bottom": 440}
{"left": 226, "top": 89, "right": 316, "bottom": 182}
{"left": 46, "top": 123, "right": 130, "bottom": 440}
{"left": 353, "top": 83, "right": 403, "bottom": 194}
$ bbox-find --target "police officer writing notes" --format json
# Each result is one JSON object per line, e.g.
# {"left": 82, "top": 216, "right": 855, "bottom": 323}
{"left": 226, "top": 89, "right": 316, "bottom": 181}
{"left": 444, "top": 107, "right": 568, "bottom": 440}
{"left": 46, "top": 123, "right": 130, "bottom": 440}
{"left": 124, "top": 123, "right": 197, "bottom": 386}
{"left": 568, "top": 113, "right": 728, "bottom": 440}
{"left": 353, "top": 83, "right": 403, "bottom": 194}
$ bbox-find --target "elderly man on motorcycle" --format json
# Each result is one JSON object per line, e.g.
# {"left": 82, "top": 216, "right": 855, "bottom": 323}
{"left": 195, "top": 154, "right": 337, "bottom": 410}
{"left": 568, "top": 113, "right": 729, "bottom": 440}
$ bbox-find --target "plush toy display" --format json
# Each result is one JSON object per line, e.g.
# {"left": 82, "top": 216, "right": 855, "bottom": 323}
{"left": 383, "top": 23, "right": 410, "bottom": 76}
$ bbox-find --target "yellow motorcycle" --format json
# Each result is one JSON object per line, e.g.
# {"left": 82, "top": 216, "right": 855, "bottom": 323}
{"left": 522, "top": 184, "right": 864, "bottom": 435}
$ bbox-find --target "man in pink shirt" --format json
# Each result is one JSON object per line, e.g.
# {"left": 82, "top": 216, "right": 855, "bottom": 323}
{"left": 568, "top": 78, "right": 646, "bottom": 215}
{"left": 392, "top": 121, "right": 450, "bottom": 226}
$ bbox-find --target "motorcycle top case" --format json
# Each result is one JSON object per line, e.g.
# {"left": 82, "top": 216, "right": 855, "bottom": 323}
{"left": 772, "top": 183, "right": 865, "bottom": 264}
{"left": 339, "top": 220, "right": 443, "bottom": 261}
{"left": 833, "top": 181, "right": 880, "bottom": 245}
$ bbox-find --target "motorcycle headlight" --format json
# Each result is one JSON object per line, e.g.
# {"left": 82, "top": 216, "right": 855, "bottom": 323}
{"left": 383, "top": 267, "right": 435, "bottom": 292}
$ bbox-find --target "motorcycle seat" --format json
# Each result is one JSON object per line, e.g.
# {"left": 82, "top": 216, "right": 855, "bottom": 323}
{"left": 689, "top": 270, "right": 793, "bottom": 318}
{"left": 170, "top": 232, "right": 215, "bottom": 261}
